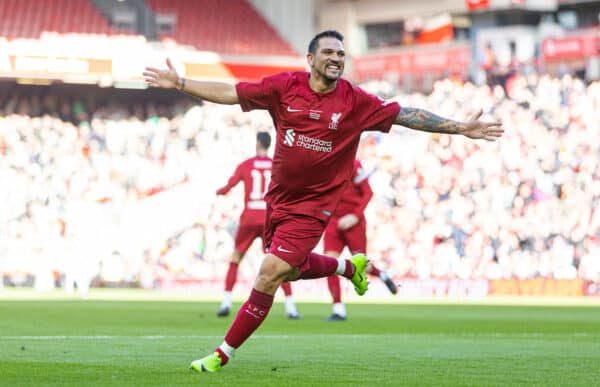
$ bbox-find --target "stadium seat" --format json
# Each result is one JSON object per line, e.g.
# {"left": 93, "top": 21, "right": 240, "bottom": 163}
{"left": 0, "top": 0, "right": 117, "bottom": 39}
{"left": 144, "top": 0, "right": 296, "bottom": 56}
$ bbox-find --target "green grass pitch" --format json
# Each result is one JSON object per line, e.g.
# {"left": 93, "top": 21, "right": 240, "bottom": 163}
{"left": 1, "top": 299, "right": 600, "bottom": 386}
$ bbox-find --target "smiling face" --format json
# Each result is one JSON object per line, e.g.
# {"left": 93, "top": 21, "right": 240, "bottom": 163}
{"left": 307, "top": 36, "right": 345, "bottom": 84}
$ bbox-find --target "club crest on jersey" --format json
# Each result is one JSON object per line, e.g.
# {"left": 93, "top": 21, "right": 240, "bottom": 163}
{"left": 284, "top": 128, "right": 295, "bottom": 146}
{"left": 329, "top": 112, "right": 342, "bottom": 130}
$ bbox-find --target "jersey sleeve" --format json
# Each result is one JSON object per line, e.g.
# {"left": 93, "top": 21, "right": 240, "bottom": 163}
{"left": 353, "top": 87, "right": 401, "bottom": 133}
{"left": 235, "top": 73, "right": 289, "bottom": 112}
{"left": 216, "top": 163, "right": 243, "bottom": 195}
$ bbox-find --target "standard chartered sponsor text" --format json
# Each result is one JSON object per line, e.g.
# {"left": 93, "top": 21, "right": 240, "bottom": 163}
{"left": 296, "top": 134, "right": 332, "bottom": 153}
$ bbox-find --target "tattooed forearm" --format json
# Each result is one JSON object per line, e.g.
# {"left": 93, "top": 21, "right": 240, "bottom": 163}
{"left": 395, "top": 107, "right": 464, "bottom": 134}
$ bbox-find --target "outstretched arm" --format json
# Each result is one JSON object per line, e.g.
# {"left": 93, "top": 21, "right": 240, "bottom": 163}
{"left": 395, "top": 108, "right": 503, "bottom": 141}
{"left": 216, "top": 166, "right": 242, "bottom": 195}
{"left": 143, "top": 58, "right": 239, "bottom": 105}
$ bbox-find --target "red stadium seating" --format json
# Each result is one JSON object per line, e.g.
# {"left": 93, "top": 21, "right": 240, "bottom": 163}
{"left": 0, "top": 0, "right": 116, "bottom": 39}
{"left": 145, "top": 0, "right": 297, "bottom": 56}
{"left": 0, "top": 0, "right": 296, "bottom": 56}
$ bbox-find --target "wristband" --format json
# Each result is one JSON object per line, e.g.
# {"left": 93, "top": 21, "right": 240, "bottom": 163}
{"left": 178, "top": 77, "right": 186, "bottom": 91}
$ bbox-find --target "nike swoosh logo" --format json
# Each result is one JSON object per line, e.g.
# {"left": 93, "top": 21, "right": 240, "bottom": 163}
{"left": 277, "top": 245, "right": 293, "bottom": 253}
{"left": 287, "top": 106, "right": 302, "bottom": 112}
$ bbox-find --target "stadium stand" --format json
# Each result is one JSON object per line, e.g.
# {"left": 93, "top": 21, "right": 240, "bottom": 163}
{"left": 0, "top": 0, "right": 116, "bottom": 38}
{"left": 144, "top": 0, "right": 297, "bottom": 55}
{"left": 0, "top": 0, "right": 296, "bottom": 57}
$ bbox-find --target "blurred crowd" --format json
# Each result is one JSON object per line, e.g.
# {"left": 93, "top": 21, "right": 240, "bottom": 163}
{"left": 1, "top": 72, "right": 599, "bottom": 291}
{"left": 361, "top": 73, "right": 600, "bottom": 283}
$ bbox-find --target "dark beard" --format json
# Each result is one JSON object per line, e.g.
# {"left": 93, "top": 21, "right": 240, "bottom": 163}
{"left": 316, "top": 66, "right": 340, "bottom": 82}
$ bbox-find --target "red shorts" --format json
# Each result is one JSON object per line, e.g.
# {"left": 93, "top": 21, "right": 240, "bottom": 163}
{"left": 234, "top": 220, "right": 264, "bottom": 254}
{"left": 263, "top": 206, "right": 327, "bottom": 269}
{"left": 323, "top": 215, "right": 367, "bottom": 254}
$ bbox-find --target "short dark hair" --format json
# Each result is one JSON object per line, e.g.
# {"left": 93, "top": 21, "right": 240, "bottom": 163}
{"left": 308, "top": 30, "right": 344, "bottom": 54}
{"left": 256, "top": 131, "right": 271, "bottom": 149}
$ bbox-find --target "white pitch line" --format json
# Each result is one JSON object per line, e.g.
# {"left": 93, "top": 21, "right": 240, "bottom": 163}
{"left": 0, "top": 333, "right": 598, "bottom": 340}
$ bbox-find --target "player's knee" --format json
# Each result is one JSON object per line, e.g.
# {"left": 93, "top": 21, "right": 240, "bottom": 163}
{"left": 231, "top": 251, "right": 244, "bottom": 264}
{"left": 254, "top": 273, "right": 283, "bottom": 294}
{"left": 257, "top": 263, "right": 290, "bottom": 283}
{"left": 231, "top": 255, "right": 243, "bottom": 264}
{"left": 283, "top": 267, "right": 301, "bottom": 282}
{"left": 254, "top": 254, "right": 295, "bottom": 293}
{"left": 325, "top": 250, "right": 341, "bottom": 258}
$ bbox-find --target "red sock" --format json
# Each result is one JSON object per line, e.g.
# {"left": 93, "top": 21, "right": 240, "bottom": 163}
{"left": 215, "top": 348, "right": 230, "bottom": 366}
{"left": 224, "top": 262, "right": 239, "bottom": 291}
{"left": 280, "top": 282, "right": 292, "bottom": 296}
{"left": 369, "top": 264, "right": 381, "bottom": 277}
{"left": 299, "top": 252, "right": 339, "bottom": 279}
{"left": 223, "top": 288, "right": 274, "bottom": 348}
{"left": 342, "top": 259, "right": 355, "bottom": 279}
{"left": 327, "top": 275, "right": 342, "bottom": 303}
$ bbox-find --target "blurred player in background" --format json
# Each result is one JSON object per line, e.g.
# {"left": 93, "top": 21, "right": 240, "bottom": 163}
{"left": 215, "top": 132, "right": 300, "bottom": 319}
{"left": 323, "top": 159, "right": 397, "bottom": 321}
{"left": 144, "top": 29, "right": 503, "bottom": 373}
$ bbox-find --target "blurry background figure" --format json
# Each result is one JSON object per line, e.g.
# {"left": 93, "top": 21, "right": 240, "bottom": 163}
{"left": 323, "top": 160, "right": 397, "bottom": 321}
{"left": 214, "top": 132, "right": 300, "bottom": 319}
{"left": 480, "top": 42, "right": 498, "bottom": 87}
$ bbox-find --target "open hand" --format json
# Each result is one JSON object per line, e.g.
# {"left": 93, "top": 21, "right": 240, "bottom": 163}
{"left": 460, "top": 109, "right": 504, "bottom": 141}
{"left": 143, "top": 58, "right": 180, "bottom": 89}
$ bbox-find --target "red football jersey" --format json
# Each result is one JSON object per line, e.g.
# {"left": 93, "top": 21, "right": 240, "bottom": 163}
{"left": 334, "top": 160, "right": 373, "bottom": 217}
{"left": 236, "top": 72, "right": 400, "bottom": 222}
{"left": 216, "top": 155, "right": 272, "bottom": 224}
